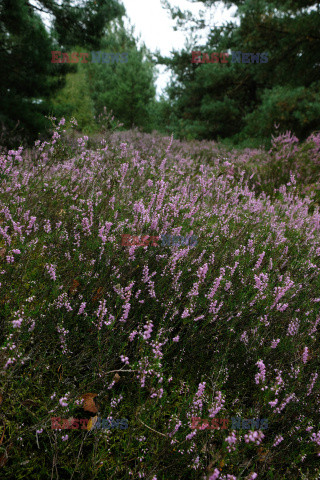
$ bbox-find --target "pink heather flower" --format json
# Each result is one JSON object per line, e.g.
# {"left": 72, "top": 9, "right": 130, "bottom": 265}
{"left": 57, "top": 325, "right": 70, "bottom": 354}
{"left": 191, "top": 382, "right": 207, "bottom": 413}
{"left": 310, "top": 430, "right": 320, "bottom": 447}
{"left": 12, "top": 249, "right": 21, "bottom": 254}
{"left": 276, "top": 303, "right": 288, "bottom": 312}
{"left": 274, "top": 393, "right": 297, "bottom": 413}
{"left": 208, "top": 469, "right": 220, "bottom": 480}
{"left": 197, "top": 263, "right": 208, "bottom": 282}
{"left": 244, "top": 430, "right": 265, "bottom": 445}
{"left": 302, "top": 347, "right": 309, "bottom": 364}
{"left": 143, "top": 321, "right": 153, "bottom": 340}
{"left": 173, "top": 336, "right": 180, "bottom": 342}
{"left": 4, "top": 358, "right": 16, "bottom": 369}
{"left": 12, "top": 318, "right": 23, "bottom": 328}
{"left": 44, "top": 220, "right": 51, "bottom": 233}
{"left": 36, "top": 429, "right": 43, "bottom": 434}
{"left": 78, "top": 302, "right": 86, "bottom": 315}
{"left": 271, "top": 339, "right": 280, "bottom": 348}
{"left": 207, "top": 275, "right": 223, "bottom": 300}
{"left": 150, "top": 388, "right": 164, "bottom": 399}
{"left": 195, "top": 382, "right": 206, "bottom": 398}
{"left": 273, "top": 434, "right": 284, "bottom": 447}
{"left": 240, "top": 331, "right": 249, "bottom": 344}
{"left": 129, "top": 331, "right": 138, "bottom": 342}
{"left": 81, "top": 217, "right": 91, "bottom": 235}
{"left": 181, "top": 308, "right": 190, "bottom": 318}
{"left": 186, "top": 430, "right": 197, "bottom": 441}
{"left": 287, "top": 318, "right": 300, "bottom": 336}
{"left": 248, "top": 474, "right": 258, "bottom": 480}
{"left": 253, "top": 251, "right": 265, "bottom": 271}
{"left": 120, "top": 355, "right": 130, "bottom": 365}
{"left": 209, "top": 391, "right": 225, "bottom": 417}
{"left": 169, "top": 419, "right": 182, "bottom": 437}
{"left": 61, "top": 435, "right": 68, "bottom": 441}
{"left": 45, "top": 263, "right": 56, "bottom": 281}
{"left": 255, "top": 360, "right": 266, "bottom": 385}
{"left": 225, "top": 431, "right": 237, "bottom": 452}
{"left": 307, "top": 372, "right": 318, "bottom": 396}
{"left": 59, "top": 397, "right": 68, "bottom": 407}
{"left": 271, "top": 277, "right": 295, "bottom": 309}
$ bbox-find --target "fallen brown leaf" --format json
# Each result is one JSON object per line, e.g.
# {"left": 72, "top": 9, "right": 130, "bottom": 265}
{"left": 113, "top": 373, "right": 120, "bottom": 383}
{"left": 0, "top": 441, "right": 12, "bottom": 468}
{"left": 69, "top": 279, "right": 80, "bottom": 295}
{"left": 80, "top": 393, "right": 98, "bottom": 413}
{"left": 0, "top": 248, "right": 6, "bottom": 259}
{"left": 58, "top": 364, "right": 63, "bottom": 380}
{"left": 0, "top": 453, "right": 7, "bottom": 468}
{"left": 0, "top": 422, "right": 5, "bottom": 445}
{"left": 0, "top": 394, "right": 2, "bottom": 406}
{"left": 258, "top": 447, "right": 269, "bottom": 462}
{"left": 92, "top": 287, "right": 103, "bottom": 302}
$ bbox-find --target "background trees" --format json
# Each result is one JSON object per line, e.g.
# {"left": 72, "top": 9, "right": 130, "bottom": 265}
{"left": 85, "top": 22, "right": 156, "bottom": 131}
{"left": 1, "top": 0, "right": 320, "bottom": 147}
{"left": 0, "top": 0, "right": 125, "bottom": 146}
{"left": 156, "top": 0, "right": 320, "bottom": 146}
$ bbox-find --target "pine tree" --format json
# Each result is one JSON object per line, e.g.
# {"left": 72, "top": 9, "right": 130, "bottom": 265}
{"left": 0, "top": 0, "right": 125, "bottom": 146}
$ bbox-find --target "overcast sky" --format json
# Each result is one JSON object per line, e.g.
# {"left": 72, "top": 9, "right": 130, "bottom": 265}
{"left": 121, "top": 0, "right": 238, "bottom": 98}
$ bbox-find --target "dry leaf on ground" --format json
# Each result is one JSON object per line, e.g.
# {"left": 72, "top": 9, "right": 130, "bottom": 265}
{"left": 0, "top": 422, "right": 5, "bottom": 445}
{"left": 80, "top": 393, "right": 98, "bottom": 413}
{"left": 0, "top": 442, "right": 12, "bottom": 468}
{"left": 92, "top": 287, "right": 103, "bottom": 302}
{"left": 113, "top": 373, "right": 120, "bottom": 383}
{"left": 69, "top": 279, "right": 80, "bottom": 295}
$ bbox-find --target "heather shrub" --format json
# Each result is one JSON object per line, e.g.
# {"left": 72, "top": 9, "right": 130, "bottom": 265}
{"left": 0, "top": 118, "right": 320, "bottom": 480}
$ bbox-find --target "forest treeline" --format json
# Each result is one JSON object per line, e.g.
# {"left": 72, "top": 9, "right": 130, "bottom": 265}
{"left": 1, "top": 0, "right": 319, "bottom": 148}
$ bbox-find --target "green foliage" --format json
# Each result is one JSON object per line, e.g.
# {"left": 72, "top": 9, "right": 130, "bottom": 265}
{"left": 0, "top": 0, "right": 124, "bottom": 146}
{"left": 86, "top": 21, "right": 156, "bottom": 130}
{"left": 51, "top": 68, "right": 96, "bottom": 133}
{"left": 49, "top": 21, "right": 157, "bottom": 133}
{"left": 159, "top": 0, "right": 320, "bottom": 143}
{"left": 1, "top": 124, "right": 320, "bottom": 478}
{"left": 243, "top": 82, "right": 320, "bottom": 142}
